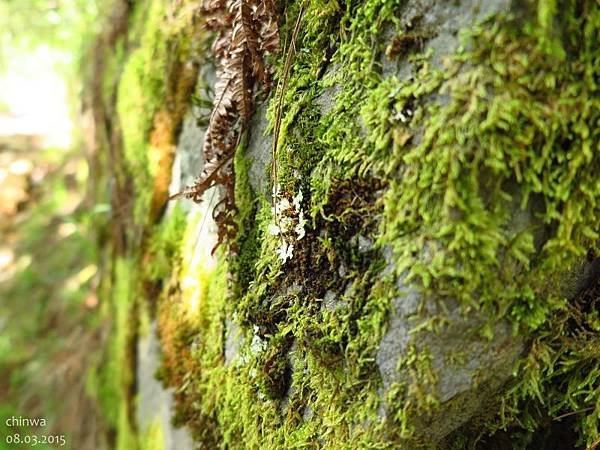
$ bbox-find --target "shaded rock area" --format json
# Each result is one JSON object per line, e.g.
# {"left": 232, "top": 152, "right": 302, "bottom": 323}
{"left": 137, "top": 321, "right": 195, "bottom": 450}
{"left": 245, "top": 102, "right": 272, "bottom": 195}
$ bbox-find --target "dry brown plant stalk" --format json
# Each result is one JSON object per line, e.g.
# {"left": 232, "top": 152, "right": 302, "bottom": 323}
{"left": 171, "top": 0, "right": 280, "bottom": 253}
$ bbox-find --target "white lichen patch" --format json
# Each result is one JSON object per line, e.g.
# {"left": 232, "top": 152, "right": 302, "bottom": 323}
{"left": 250, "top": 325, "right": 268, "bottom": 355}
{"left": 269, "top": 184, "right": 307, "bottom": 263}
{"left": 275, "top": 241, "right": 294, "bottom": 262}
{"left": 237, "top": 325, "right": 268, "bottom": 369}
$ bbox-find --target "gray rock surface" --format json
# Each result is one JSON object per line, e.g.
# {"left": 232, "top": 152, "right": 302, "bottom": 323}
{"left": 382, "top": 0, "right": 511, "bottom": 77}
{"left": 137, "top": 321, "right": 195, "bottom": 450}
{"left": 245, "top": 102, "right": 272, "bottom": 196}
{"left": 225, "top": 319, "right": 243, "bottom": 365}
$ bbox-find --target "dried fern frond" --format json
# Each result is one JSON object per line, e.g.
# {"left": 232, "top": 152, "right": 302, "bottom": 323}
{"left": 171, "top": 0, "right": 280, "bottom": 252}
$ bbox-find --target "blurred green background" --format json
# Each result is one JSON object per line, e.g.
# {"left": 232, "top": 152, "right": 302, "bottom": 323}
{"left": 0, "top": 1, "right": 109, "bottom": 449}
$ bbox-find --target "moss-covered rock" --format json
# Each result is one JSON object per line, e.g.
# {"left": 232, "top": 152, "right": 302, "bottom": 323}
{"left": 90, "top": 0, "right": 600, "bottom": 448}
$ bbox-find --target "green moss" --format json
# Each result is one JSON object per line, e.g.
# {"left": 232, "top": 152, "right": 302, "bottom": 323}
{"left": 232, "top": 144, "right": 261, "bottom": 292}
{"left": 144, "top": 204, "right": 187, "bottom": 282}
{"left": 490, "top": 276, "right": 600, "bottom": 448}
{"left": 116, "top": 0, "right": 169, "bottom": 228}
{"left": 115, "top": 0, "right": 199, "bottom": 229}
{"left": 252, "top": 0, "right": 595, "bottom": 446}
{"left": 139, "top": 419, "right": 165, "bottom": 450}
{"left": 155, "top": 2, "right": 401, "bottom": 440}
{"left": 116, "top": 402, "right": 138, "bottom": 450}
{"left": 101, "top": 36, "right": 126, "bottom": 110}
{"left": 380, "top": 16, "right": 599, "bottom": 319}
{"left": 156, "top": 248, "right": 229, "bottom": 446}
{"left": 85, "top": 0, "right": 203, "bottom": 448}
{"left": 91, "top": 258, "right": 138, "bottom": 449}
{"left": 154, "top": 1, "right": 406, "bottom": 448}
{"left": 309, "top": 0, "right": 599, "bottom": 446}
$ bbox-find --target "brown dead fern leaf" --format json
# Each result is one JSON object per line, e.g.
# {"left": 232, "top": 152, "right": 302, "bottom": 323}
{"left": 171, "top": 0, "right": 280, "bottom": 253}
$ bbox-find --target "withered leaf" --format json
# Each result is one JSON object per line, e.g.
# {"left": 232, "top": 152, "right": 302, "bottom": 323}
{"left": 173, "top": 0, "right": 280, "bottom": 252}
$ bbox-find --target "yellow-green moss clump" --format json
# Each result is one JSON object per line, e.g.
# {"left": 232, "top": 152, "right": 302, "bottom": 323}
{"left": 89, "top": 258, "right": 138, "bottom": 450}
{"left": 116, "top": 0, "right": 202, "bottom": 229}
{"left": 140, "top": 419, "right": 165, "bottom": 450}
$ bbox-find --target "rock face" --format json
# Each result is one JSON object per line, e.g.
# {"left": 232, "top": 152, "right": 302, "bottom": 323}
{"left": 137, "top": 322, "right": 195, "bottom": 450}
{"left": 92, "top": 0, "right": 600, "bottom": 448}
